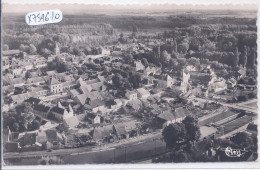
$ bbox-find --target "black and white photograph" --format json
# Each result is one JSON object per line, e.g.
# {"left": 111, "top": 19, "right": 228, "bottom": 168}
{"left": 1, "top": 1, "right": 258, "bottom": 167}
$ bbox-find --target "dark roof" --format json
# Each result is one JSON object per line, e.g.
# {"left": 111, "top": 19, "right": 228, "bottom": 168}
{"left": 45, "top": 129, "right": 63, "bottom": 143}
{"left": 11, "top": 132, "right": 19, "bottom": 141}
{"left": 87, "top": 113, "right": 97, "bottom": 119}
{"left": 90, "top": 99, "right": 105, "bottom": 108}
{"left": 158, "top": 110, "right": 175, "bottom": 121}
{"left": 113, "top": 124, "right": 126, "bottom": 136}
{"left": 50, "top": 77, "right": 60, "bottom": 85}
{"left": 25, "top": 97, "right": 41, "bottom": 105}
{"left": 91, "top": 125, "right": 113, "bottom": 141}
{"left": 34, "top": 104, "right": 50, "bottom": 113}
{"left": 174, "top": 107, "right": 190, "bottom": 119}
{"left": 50, "top": 106, "right": 65, "bottom": 115}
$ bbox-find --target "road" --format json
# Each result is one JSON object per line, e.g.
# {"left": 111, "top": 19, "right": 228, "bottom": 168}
{"left": 4, "top": 130, "right": 162, "bottom": 158}
{"left": 4, "top": 132, "right": 165, "bottom": 165}
{"left": 194, "top": 97, "right": 258, "bottom": 114}
{"left": 40, "top": 93, "right": 68, "bottom": 101}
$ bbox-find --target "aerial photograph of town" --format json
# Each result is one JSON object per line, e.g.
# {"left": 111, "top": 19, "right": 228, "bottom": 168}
{"left": 1, "top": 3, "right": 258, "bottom": 166}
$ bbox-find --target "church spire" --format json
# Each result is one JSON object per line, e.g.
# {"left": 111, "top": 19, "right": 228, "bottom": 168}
{"left": 57, "top": 101, "right": 63, "bottom": 108}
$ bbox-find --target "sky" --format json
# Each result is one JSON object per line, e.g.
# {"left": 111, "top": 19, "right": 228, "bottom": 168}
{"left": 1, "top": 0, "right": 259, "bottom": 6}
{"left": 2, "top": 2, "right": 257, "bottom": 15}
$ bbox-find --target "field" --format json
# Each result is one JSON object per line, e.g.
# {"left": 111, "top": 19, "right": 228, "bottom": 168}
{"left": 241, "top": 100, "right": 258, "bottom": 108}
{"left": 198, "top": 109, "right": 237, "bottom": 126}
{"left": 223, "top": 115, "right": 253, "bottom": 134}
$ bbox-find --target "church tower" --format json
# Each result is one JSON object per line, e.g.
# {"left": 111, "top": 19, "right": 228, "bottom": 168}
{"left": 54, "top": 43, "right": 60, "bottom": 56}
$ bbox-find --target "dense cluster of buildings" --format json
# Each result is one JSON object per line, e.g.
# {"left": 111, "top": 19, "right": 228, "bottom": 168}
{"left": 2, "top": 36, "right": 252, "bottom": 153}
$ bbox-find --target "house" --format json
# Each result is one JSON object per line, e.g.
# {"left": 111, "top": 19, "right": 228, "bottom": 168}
{"left": 47, "top": 56, "right": 56, "bottom": 62}
{"left": 110, "top": 99, "right": 123, "bottom": 110}
{"left": 155, "top": 110, "right": 176, "bottom": 128}
{"left": 68, "top": 89, "right": 82, "bottom": 99}
{"left": 154, "top": 107, "right": 190, "bottom": 128}
{"left": 24, "top": 97, "right": 41, "bottom": 106}
{"left": 84, "top": 99, "right": 106, "bottom": 113}
{"left": 63, "top": 116, "right": 79, "bottom": 129}
{"left": 144, "top": 66, "right": 157, "bottom": 76}
{"left": 49, "top": 103, "right": 74, "bottom": 121}
{"left": 191, "top": 85, "right": 208, "bottom": 97}
{"left": 12, "top": 68, "right": 23, "bottom": 77}
{"left": 74, "top": 91, "right": 103, "bottom": 106}
{"left": 29, "top": 86, "right": 49, "bottom": 96}
{"left": 227, "top": 77, "right": 237, "bottom": 88}
{"left": 2, "top": 49, "right": 21, "bottom": 56}
{"left": 182, "top": 70, "right": 190, "bottom": 85}
{"left": 11, "top": 92, "right": 37, "bottom": 104}
{"left": 174, "top": 107, "right": 190, "bottom": 122}
{"left": 113, "top": 121, "right": 137, "bottom": 139}
{"left": 155, "top": 74, "right": 176, "bottom": 88}
{"left": 85, "top": 76, "right": 106, "bottom": 91}
{"left": 34, "top": 104, "right": 51, "bottom": 118}
{"left": 5, "top": 142, "right": 21, "bottom": 152}
{"left": 127, "top": 99, "right": 143, "bottom": 110}
{"left": 134, "top": 60, "right": 145, "bottom": 71}
{"left": 46, "top": 70, "right": 58, "bottom": 76}
{"left": 3, "top": 56, "right": 11, "bottom": 70}
{"left": 173, "top": 81, "right": 188, "bottom": 93}
{"left": 209, "top": 78, "right": 227, "bottom": 93}
{"left": 86, "top": 113, "right": 101, "bottom": 124}
{"left": 136, "top": 88, "right": 150, "bottom": 99}
{"left": 238, "top": 67, "right": 246, "bottom": 79}
{"left": 26, "top": 77, "right": 45, "bottom": 85}
{"left": 185, "top": 65, "right": 198, "bottom": 72}
{"left": 19, "top": 61, "right": 33, "bottom": 70}
{"left": 20, "top": 129, "right": 64, "bottom": 151}
{"left": 61, "top": 81, "right": 77, "bottom": 91}
{"left": 49, "top": 77, "right": 63, "bottom": 94}
{"left": 34, "top": 60, "right": 47, "bottom": 68}
{"left": 90, "top": 125, "right": 113, "bottom": 142}
{"left": 125, "top": 90, "right": 137, "bottom": 100}
{"left": 191, "top": 99, "right": 205, "bottom": 108}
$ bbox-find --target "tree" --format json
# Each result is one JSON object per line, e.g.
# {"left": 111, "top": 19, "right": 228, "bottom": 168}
{"left": 178, "top": 43, "right": 189, "bottom": 54}
{"left": 171, "top": 152, "right": 188, "bottom": 162}
{"left": 25, "top": 71, "right": 32, "bottom": 79}
{"left": 12, "top": 122, "right": 20, "bottom": 132}
{"left": 187, "top": 57, "right": 200, "bottom": 66}
{"left": 161, "top": 50, "right": 171, "bottom": 64}
{"left": 162, "top": 122, "right": 187, "bottom": 149}
{"left": 219, "top": 69, "right": 228, "bottom": 79}
{"left": 24, "top": 103, "right": 34, "bottom": 113}
{"left": 29, "top": 44, "right": 37, "bottom": 54}
{"left": 129, "top": 73, "right": 142, "bottom": 89}
{"left": 105, "top": 99, "right": 116, "bottom": 108}
{"left": 233, "top": 47, "right": 239, "bottom": 67}
{"left": 28, "top": 119, "right": 41, "bottom": 131}
{"left": 141, "top": 58, "right": 149, "bottom": 68}
{"left": 112, "top": 73, "right": 124, "bottom": 87}
{"left": 132, "top": 24, "right": 138, "bottom": 33}
{"left": 182, "top": 116, "right": 201, "bottom": 142}
{"left": 248, "top": 47, "right": 256, "bottom": 68}
{"left": 57, "top": 62, "right": 71, "bottom": 73}
{"left": 230, "top": 132, "right": 253, "bottom": 149}
{"left": 3, "top": 44, "right": 9, "bottom": 51}
{"left": 124, "top": 54, "right": 133, "bottom": 64}
{"left": 239, "top": 46, "right": 247, "bottom": 67}
{"left": 19, "top": 44, "right": 26, "bottom": 52}
{"left": 173, "top": 39, "right": 178, "bottom": 53}
{"left": 41, "top": 48, "right": 52, "bottom": 57}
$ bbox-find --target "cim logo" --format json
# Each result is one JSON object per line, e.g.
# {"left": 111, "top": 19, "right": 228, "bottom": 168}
{"left": 224, "top": 146, "right": 246, "bottom": 158}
